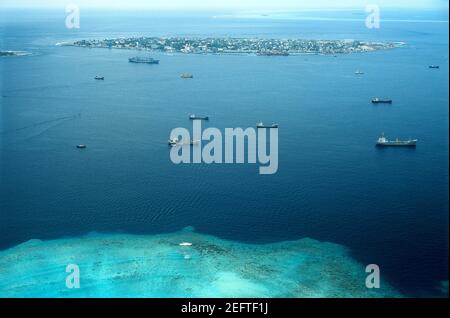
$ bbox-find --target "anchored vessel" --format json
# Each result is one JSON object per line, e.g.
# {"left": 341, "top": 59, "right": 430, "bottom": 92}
{"left": 376, "top": 134, "right": 417, "bottom": 147}
{"left": 128, "top": 57, "right": 159, "bottom": 64}
{"left": 372, "top": 98, "right": 392, "bottom": 104}
{"left": 168, "top": 138, "right": 179, "bottom": 146}
{"left": 257, "top": 122, "right": 278, "bottom": 128}
{"left": 189, "top": 114, "right": 209, "bottom": 120}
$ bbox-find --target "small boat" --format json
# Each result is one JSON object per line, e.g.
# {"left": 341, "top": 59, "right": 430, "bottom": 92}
{"left": 179, "top": 242, "right": 193, "bottom": 246}
{"left": 376, "top": 134, "right": 417, "bottom": 147}
{"left": 94, "top": 76, "right": 104, "bottom": 80}
{"left": 168, "top": 138, "right": 179, "bottom": 146}
{"left": 256, "top": 122, "right": 278, "bottom": 128}
{"left": 181, "top": 73, "right": 194, "bottom": 79}
{"left": 189, "top": 114, "right": 209, "bottom": 120}
{"left": 429, "top": 65, "right": 440, "bottom": 69}
{"left": 76, "top": 144, "right": 87, "bottom": 149}
{"left": 372, "top": 98, "right": 392, "bottom": 104}
{"left": 354, "top": 70, "right": 364, "bottom": 75}
{"left": 190, "top": 140, "right": 200, "bottom": 145}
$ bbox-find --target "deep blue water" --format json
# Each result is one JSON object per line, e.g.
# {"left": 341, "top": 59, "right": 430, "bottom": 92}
{"left": 0, "top": 9, "right": 448, "bottom": 297}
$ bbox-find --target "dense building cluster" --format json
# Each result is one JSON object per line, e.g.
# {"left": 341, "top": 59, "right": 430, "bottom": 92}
{"left": 71, "top": 37, "right": 400, "bottom": 55}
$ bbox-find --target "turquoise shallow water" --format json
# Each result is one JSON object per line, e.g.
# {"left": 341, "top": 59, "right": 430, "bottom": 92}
{"left": 0, "top": 227, "right": 401, "bottom": 298}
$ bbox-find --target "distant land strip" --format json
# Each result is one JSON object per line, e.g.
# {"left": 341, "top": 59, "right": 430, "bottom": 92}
{"left": 61, "top": 37, "right": 404, "bottom": 55}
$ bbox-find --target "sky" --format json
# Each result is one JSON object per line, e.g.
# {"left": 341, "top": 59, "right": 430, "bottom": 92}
{"left": 0, "top": 0, "right": 448, "bottom": 10}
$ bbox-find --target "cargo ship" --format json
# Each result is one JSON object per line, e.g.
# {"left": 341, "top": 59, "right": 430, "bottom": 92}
{"left": 257, "top": 122, "right": 278, "bottom": 128}
{"left": 189, "top": 114, "right": 209, "bottom": 120}
{"left": 376, "top": 134, "right": 417, "bottom": 147}
{"left": 372, "top": 98, "right": 392, "bottom": 104}
{"left": 128, "top": 57, "right": 159, "bottom": 64}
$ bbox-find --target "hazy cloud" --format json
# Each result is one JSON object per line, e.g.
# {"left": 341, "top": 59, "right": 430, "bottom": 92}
{"left": 1, "top": 0, "right": 448, "bottom": 10}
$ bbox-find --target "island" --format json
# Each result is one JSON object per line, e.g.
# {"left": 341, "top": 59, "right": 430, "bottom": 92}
{"left": 66, "top": 37, "right": 403, "bottom": 55}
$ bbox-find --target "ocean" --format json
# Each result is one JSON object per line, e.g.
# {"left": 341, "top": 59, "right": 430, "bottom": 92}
{"left": 0, "top": 8, "right": 448, "bottom": 297}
